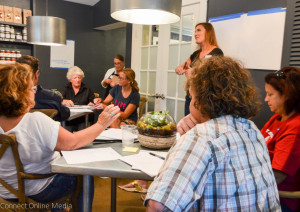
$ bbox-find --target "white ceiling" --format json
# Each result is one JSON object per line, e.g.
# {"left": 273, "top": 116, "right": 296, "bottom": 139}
{"left": 64, "top": 0, "right": 101, "bottom": 6}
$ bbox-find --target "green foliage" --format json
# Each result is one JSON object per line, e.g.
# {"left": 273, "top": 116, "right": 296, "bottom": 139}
{"left": 144, "top": 111, "right": 170, "bottom": 127}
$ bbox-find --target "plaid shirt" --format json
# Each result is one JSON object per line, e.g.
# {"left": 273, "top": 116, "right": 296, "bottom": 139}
{"left": 145, "top": 115, "right": 281, "bottom": 211}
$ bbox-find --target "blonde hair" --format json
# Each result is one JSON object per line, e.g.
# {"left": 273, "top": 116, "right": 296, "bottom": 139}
{"left": 120, "top": 68, "right": 139, "bottom": 92}
{"left": 0, "top": 64, "right": 35, "bottom": 117}
{"left": 66, "top": 66, "right": 85, "bottom": 81}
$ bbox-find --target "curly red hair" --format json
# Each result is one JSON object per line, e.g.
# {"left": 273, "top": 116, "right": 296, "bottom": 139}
{"left": 0, "top": 63, "right": 34, "bottom": 117}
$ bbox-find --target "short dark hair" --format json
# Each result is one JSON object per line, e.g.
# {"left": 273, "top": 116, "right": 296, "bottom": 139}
{"left": 265, "top": 66, "right": 300, "bottom": 115}
{"left": 189, "top": 56, "right": 260, "bottom": 119}
{"left": 16, "top": 55, "right": 39, "bottom": 74}
{"left": 114, "top": 54, "right": 125, "bottom": 62}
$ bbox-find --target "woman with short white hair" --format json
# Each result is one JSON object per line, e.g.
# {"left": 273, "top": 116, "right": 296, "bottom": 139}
{"left": 62, "top": 66, "right": 100, "bottom": 107}
{"left": 62, "top": 66, "right": 101, "bottom": 131}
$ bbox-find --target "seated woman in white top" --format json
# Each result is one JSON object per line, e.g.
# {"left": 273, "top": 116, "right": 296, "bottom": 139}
{"left": 0, "top": 63, "right": 120, "bottom": 210}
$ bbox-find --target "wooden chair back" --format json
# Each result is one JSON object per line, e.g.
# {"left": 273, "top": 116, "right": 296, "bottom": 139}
{"left": 29, "top": 109, "right": 58, "bottom": 119}
{"left": 139, "top": 97, "right": 148, "bottom": 120}
{"left": 0, "top": 134, "right": 81, "bottom": 211}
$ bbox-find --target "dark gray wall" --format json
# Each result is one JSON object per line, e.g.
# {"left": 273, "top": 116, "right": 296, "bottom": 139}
{"left": 208, "top": 0, "right": 287, "bottom": 129}
{"left": 0, "top": 0, "right": 30, "bottom": 8}
{"left": 31, "top": 0, "right": 126, "bottom": 99}
{"left": 93, "top": 0, "right": 117, "bottom": 28}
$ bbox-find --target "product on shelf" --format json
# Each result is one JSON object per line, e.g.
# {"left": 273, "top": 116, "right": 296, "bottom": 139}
{"left": 0, "top": 5, "right": 4, "bottom": 22}
{"left": 13, "top": 7, "right": 22, "bottom": 24}
{"left": 0, "top": 24, "right": 27, "bottom": 42}
{"left": 23, "top": 9, "right": 32, "bottom": 25}
{"left": 0, "top": 49, "right": 21, "bottom": 65}
{"left": 4, "top": 6, "right": 13, "bottom": 23}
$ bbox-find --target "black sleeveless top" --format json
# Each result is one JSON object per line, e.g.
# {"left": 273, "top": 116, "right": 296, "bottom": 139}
{"left": 190, "top": 47, "right": 223, "bottom": 66}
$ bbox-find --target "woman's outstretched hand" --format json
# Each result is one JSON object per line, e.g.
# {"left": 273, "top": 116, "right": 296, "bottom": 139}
{"left": 97, "top": 104, "right": 120, "bottom": 128}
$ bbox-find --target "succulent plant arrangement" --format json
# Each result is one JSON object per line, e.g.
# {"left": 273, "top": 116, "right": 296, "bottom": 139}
{"left": 137, "top": 111, "right": 176, "bottom": 137}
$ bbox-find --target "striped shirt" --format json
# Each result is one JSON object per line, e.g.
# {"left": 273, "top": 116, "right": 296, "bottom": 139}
{"left": 145, "top": 115, "right": 281, "bottom": 211}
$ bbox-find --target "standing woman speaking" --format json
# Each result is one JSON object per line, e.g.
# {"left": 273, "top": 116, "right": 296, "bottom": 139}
{"left": 176, "top": 22, "right": 223, "bottom": 115}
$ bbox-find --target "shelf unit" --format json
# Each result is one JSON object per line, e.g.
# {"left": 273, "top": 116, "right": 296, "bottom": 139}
{"left": 0, "top": 20, "right": 32, "bottom": 57}
{"left": 0, "top": 21, "right": 26, "bottom": 27}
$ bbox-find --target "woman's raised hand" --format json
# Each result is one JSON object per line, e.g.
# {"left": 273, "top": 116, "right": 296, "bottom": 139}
{"left": 97, "top": 104, "right": 120, "bottom": 128}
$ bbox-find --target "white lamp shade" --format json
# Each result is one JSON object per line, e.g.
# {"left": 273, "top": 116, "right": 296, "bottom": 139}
{"left": 111, "top": 0, "right": 182, "bottom": 25}
{"left": 27, "top": 16, "right": 66, "bottom": 46}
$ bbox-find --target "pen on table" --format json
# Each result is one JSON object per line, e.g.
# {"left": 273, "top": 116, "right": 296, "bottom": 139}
{"left": 149, "top": 152, "right": 165, "bottom": 160}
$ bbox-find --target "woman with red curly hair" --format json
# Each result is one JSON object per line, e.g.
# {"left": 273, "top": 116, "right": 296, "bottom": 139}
{"left": 0, "top": 64, "right": 120, "bottom": 210}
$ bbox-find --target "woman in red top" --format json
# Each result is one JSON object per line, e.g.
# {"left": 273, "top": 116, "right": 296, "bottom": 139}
{"left": 261, "top": 67, "right": 300, "bottom": 212}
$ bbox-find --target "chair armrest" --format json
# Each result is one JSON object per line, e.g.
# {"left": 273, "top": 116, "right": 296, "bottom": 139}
{"left": 20, "top": 172, "right": 55, "bottom": 180}
{"left": 279, "top": 190, "right": 300, "bottom": 199}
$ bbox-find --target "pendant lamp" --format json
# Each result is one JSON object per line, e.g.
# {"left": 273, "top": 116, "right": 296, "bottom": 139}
{"left": 27, "top": 0, "right": 66, "bottom": 46}
{"left": 111, "top": 0, "right": 182, "bottom": 25}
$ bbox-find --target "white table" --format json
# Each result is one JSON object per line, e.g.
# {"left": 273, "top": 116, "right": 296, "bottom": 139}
{"left": 61, "top": 110, "right": 94, "bottom": 128}
{"left": 51, "top": 142, "right": 157, "bottom": 212}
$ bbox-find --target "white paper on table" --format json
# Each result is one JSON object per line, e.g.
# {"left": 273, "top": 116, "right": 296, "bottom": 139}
{"left": 69, "top": 108, "right": 93, "bottom": 113}
{"left": 96, "top": 128, "right": 122, "bottom": 140}
{"left": 68, "top": 105, "right": 95, "bottom": 110}
{"left": 120, "top": 152, "right": 165, "bottom": 177}
{"left": 96, "top": 128, "right": 138, "bottom": 140}
{"left": 61, "top": 147, "right": 122, "bottom": 164}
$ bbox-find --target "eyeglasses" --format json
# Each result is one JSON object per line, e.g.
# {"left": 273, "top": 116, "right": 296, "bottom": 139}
{"left": 118, "top": 76, "right": 126, "bottom": 81}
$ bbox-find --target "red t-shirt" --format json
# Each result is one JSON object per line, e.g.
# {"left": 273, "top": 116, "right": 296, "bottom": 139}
{"left": 261, "top": 113, "right": 300, "bottom": 211}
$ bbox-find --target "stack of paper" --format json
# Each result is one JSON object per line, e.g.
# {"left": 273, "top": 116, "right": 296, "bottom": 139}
{"left": 96, "top": 128, "right": 122, "bottom": 140}
{"left": 61, "top": 147, "right": 122, "bottom": 164}
{"left": 96, "top": 128, "right": 138, "bottom": 140}
{"left": 120, "top": 151, "right": 167, "bottom": 177}
{"left": 69, "top": 105, "right": 95, "bottom": 109}
{"left": 68, "top": 105, "right": 94, "bottom": 113}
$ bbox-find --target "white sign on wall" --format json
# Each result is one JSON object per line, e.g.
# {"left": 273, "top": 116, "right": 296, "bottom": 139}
{"left": 50, "top": 40, "right": 75, "bottom": 69}
{"left": 210, "top": 7, "right": 286, "bottom": 70}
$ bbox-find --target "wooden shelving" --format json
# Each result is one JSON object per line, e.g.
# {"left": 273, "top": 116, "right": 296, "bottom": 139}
{"left": 0, "top": 21, "right": 26, "bottom": 28}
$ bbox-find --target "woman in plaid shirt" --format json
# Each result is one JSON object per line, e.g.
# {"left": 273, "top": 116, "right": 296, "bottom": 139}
{"left": 145, "top": 56, "right": 280, "bottom": 211}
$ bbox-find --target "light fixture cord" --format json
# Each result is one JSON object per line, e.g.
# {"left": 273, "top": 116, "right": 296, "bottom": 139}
{"left": 46, "top": 0, "right": 48, "bottom": 16}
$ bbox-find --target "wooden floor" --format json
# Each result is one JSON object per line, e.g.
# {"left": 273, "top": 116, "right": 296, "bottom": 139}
{"left": 92, "top": 177, "right": 148, "bottom": 212}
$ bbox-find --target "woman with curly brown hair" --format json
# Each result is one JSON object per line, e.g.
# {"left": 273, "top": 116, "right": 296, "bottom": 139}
{"left": 145, "top": 56, "right": 280, "bottom": 211}
{"left": 0, "top": 64, "right": 120, "bottom": 210}
{"left": 261, "top": 67, "right": 300, "bottom": 212}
